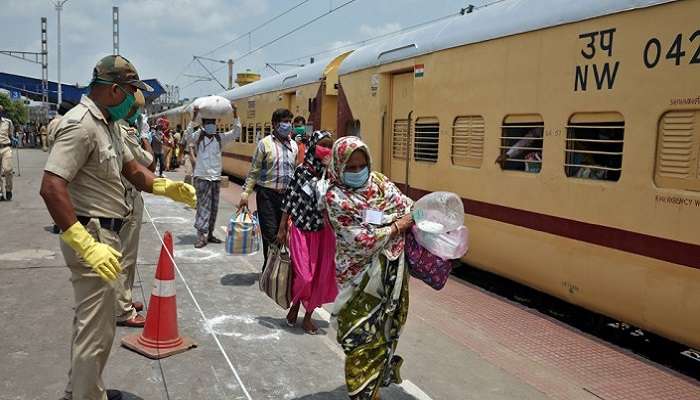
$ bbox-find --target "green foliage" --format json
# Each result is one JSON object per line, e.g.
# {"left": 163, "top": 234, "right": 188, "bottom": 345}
{"left": 0, "top": 93, "right": 28, "bottom": 125}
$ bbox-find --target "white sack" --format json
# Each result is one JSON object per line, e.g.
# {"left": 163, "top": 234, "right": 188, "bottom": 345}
{"left": 189, "top": 95, "right": 232, "bottom": 122}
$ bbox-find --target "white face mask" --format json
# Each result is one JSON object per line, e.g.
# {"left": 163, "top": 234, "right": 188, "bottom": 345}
{"left": 204, "top": 123, "right": 216, "bottom": 134}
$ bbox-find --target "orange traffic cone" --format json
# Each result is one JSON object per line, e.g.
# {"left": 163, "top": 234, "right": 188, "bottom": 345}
{"left": 121, "top": 231, "right": 196, "bottom": 359}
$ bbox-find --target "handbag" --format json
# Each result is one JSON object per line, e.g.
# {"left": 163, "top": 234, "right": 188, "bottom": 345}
{"left": 404, "top": 230, "right": 455, "bottom": 290}
{"left": 225, "top": 207, "right": 261, "bottom": 255}
{"left": 259, "top": 244, "right": 293, "bottom": 309}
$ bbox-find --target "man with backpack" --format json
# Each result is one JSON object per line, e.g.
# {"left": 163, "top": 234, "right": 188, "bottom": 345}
{"left": 188, "top": 103, "right": 241, "bottom": 248}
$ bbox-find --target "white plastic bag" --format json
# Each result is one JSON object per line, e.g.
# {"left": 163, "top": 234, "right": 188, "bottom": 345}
{"left": 189, "top": 95, "right": 232, "bottom": 122}
{"left": 412, "top": 225, "right": 469, "bottom": 260}
{"left": 411, "top": 191, "right": 469, "bottom": 259}
{"left": 412, "top": 191, "right": 464, "bottom": 234}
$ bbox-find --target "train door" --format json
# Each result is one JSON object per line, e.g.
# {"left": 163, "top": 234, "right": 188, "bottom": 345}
{"left": 288, "top": 91, "right": 299, "bottom": 117}
{"left": 387, "top": 72, "right": 413, "bottom": 185}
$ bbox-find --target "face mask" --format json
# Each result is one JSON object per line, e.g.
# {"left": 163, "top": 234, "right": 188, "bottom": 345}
{"left": 106, "top": 84, "right": 136, "bottom": 121}
{"left": 204, "top": 123, "right": 216, "bottom": 134}
{"left": 294, "top": 126, "right": 306, "bottom": 138}
{"left": 275, "top": 122, "right": 292, "bottom": 139}
{"left": 126, "top": 111, "right": 141, "bottom": 127}
{"left": 315, "top": 146, "right": 331, "bottom": 163}
{"left": 343, "top": 167, "right": 369, "bottom": 189}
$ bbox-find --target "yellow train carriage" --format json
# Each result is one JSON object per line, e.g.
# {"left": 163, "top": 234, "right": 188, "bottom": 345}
{"left": 217, "top": 51, "right": 352, "bottom": 179}
{"left": 337, "top": 0, "right": 700, "bottom": 348}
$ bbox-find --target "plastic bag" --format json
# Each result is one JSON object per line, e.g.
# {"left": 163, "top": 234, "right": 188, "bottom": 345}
{"left": 412, "top": 191, "right": 464, "bottom": 234}
{"left": 189, "top": 95, "right": 232, "bottom": 122}
{"left": 412, "top": 225, "right": 469, "bottom": 260}
{"left": 226, "top": 208, "right": 261, "bottom": 255}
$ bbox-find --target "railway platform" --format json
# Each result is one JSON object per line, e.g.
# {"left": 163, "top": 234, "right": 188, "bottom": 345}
{"left": 1, "top": 148, "right": 699, "bottom": 400}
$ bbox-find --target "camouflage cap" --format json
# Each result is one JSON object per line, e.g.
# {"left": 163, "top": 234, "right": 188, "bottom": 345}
{"left": 92, "top": 55, "right": 153, "bottom": 92}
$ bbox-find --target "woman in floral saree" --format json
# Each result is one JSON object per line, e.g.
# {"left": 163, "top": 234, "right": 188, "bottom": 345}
{"left": 325, "top": 136, "right": 414, "bottom": 400}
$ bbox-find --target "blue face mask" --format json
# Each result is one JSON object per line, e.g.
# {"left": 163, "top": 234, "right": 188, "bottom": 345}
{"left": 275, "top": 122, "right": 292, "bottom": 139}
{"left": 343, "top": 167, "right": 369, "bottom": 188}
{"left": 204, "top": 123, "right": 216, "bottom": 134}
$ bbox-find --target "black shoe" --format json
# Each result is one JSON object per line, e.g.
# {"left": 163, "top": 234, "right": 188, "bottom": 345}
{"left": 107, "top": 389, "right": 123, "bottom": 400}
{"left": 0, "top": 195, "right": 4, "bottom": 201}
{"left": 52, "top": 224, "right": 60, "bottom": 234}
{"left": 207, "top": 235, "right": 223, "bottom": 244}
{"left": 5, "top": 192, "right": 11, "bottom": 201}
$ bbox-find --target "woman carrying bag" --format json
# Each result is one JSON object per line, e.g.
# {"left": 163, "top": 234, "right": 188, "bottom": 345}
{"left": 276, "top": 131, "right": 338, "bottom": 334}
{"left": 325, "top": 137, "right": 414, "bottom": 400}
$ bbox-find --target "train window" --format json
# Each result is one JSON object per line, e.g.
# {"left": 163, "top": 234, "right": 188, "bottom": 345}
{"left": 239, "top": 125, "right": 246, "bottom": 143}
{"left": 256, "top": 123, "right": 263, "bottom": 142}
{"left": 414, "top": 118, "right": 439, "bottom": 163}
{"left": 499, "top": 115, "right": 544, "bottom": 173}
{"left": 392, "top": 119, "right": 409, "bottom": 159}
{"left": 264, "top": 123, "right": 272, "bottom": 138}
{"left": 452, "top": 116, "right": 485, "bottom": 168}
{"left": 247, "top": 124, "right": 255, "bottom": 143}
{"left": 565, "top": 113, "right": 624, "bottom": 182}
{"left": 654, "top": 110, "right": 700, "bottom": 191}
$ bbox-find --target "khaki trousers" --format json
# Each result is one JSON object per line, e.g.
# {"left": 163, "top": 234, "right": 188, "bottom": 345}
{"left": 115, "top": 192, "right": 144, "bottom": 321}
{"left": 61, "top": 219, "right": 120, "bottom": 400}
{"left": 0, "top": 146, "right": 13, "bottom": 194}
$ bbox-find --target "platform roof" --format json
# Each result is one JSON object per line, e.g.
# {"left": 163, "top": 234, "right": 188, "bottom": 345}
{"left": 0, "top": 71, "right": 165, "bottom": 106}
{"left": 338, "top": 0, "right": 677, "bottom": 75}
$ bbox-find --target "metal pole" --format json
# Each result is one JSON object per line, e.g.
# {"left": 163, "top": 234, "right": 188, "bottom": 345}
{"left": 112, "top": 6, "right": 119, "bottom": 55}
{"left": 56, "top": 2, "right": 62, "bottom": 106}
{"left": 228, "top": 59, "right": 234, "bottom": 89}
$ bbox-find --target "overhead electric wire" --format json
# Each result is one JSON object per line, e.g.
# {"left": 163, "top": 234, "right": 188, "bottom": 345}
{"left": 277, "top": 11, "right": 460, "bottom": 64}
{"left": 277, "top": 0, "right": 514, "bottom": 64}
{"left": 173, "top": 0, "right": 310, "bottom": 85}
{"left": 209, "top": 0, "right": 360, "bottom": 76}
{"left": 201, "top": 0, "right": 312, "bottom": 57}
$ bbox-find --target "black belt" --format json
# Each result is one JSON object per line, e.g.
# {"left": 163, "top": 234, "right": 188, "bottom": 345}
{"left": 0, "top": 143, "right": 10, "bottom": 148}
{"left": 77, "top": 216, "right": 124, "bottom": 232}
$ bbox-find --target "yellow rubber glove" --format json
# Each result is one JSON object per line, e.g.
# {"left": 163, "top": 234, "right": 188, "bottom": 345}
{"left": 60, "top": 222, "right": 122, "bottom": 282}
{"left": 152, "top": 178, "right": 197, "bottom": 208}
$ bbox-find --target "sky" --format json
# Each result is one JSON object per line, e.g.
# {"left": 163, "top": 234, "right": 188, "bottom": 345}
{"left": 1, "top": 0, "right": 490, "bottom": 100}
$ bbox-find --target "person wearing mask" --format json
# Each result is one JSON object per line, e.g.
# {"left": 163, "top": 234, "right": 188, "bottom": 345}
{"left": 115, "top": 91, "right": 155, "bottom": 328}
{"left": 325, "top": 136, "right": 414, "bottom": 400}
{"left": 188, "top": 104, "right": 241, "bottom": 248}
{"left": 293, "top": 115, "right": 307, "bottom": 165}
{"left": 151, "top": 125, "right": 165, "bottom": 177}
{"left": 239, "top": 108, "right": 298, "bottom": 269}
{"left": 276, "top": 131, "right": 337, "bottom": 334}
{"left": 40, "top": 55, "right": 196, "bottom": 400}
{"left": 0, "top": 105, "right": 15, "bottom": 201}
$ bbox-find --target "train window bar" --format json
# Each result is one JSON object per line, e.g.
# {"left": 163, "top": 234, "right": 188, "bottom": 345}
{"left": 499, "top": 119, "right": 544, "bottom": 173}
{"left": 240, "top": 125, "right": 247, "bottom": 143}
{"left": 392, "top": 119, "right": 409, "bottom": 160}
{"left": 247, "top": 124, "right": 255, "bottom": 143}
{"left": 414, "top": 118, "right": 439, "bottom": 163}
{"left": 565, "top": 118, "right": 625, "bottom": 182}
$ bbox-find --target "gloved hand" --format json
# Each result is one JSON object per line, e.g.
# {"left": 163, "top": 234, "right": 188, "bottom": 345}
{"left": 60, "top": 222, "right": 122, "bottom": 282}
{"left": 153, "top": 178, "right": 197, "bottom": 208}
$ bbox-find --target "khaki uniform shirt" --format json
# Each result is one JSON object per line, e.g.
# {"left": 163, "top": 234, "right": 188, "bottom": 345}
{"left": 46, "top": 116, "right": 62, "bottom": 149}
{"left": 120, "top": 123, "right": 153, "bottom": 201}
{"left": 0, "top": 117, "right": 14, "bottom": 145}
{"left": 45, "top": 95, "right": 134, "bottom": 219}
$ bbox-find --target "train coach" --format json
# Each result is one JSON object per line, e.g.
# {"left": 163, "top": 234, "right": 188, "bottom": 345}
{"left": 156, "top": 0, "right": 700, "bottom": 350}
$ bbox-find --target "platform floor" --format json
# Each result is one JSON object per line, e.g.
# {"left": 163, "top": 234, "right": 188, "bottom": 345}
{"left": 1, "top": 148, "right": 698, "bottom": 400}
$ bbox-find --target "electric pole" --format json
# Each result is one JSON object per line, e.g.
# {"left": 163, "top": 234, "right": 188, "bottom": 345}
{"left": 112, "top": 6, "right": 119, "bottom": 55}
{"left": 52, "top": 0, "right": 69, "bottom": 106}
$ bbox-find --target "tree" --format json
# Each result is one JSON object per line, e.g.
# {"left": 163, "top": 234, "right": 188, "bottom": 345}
{"left": 0, "top": 93, "right": 28, "bottom": 125}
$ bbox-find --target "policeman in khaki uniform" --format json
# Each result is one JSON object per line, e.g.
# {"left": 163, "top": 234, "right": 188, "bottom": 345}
{"left": 40, "top": 55, "right": 196, "bottom": 400}
{"left": 114, "top": 90, "right": 154, "bottom": 327}
{"left": 0, "top": 105, "right": 14, "bottom": 201}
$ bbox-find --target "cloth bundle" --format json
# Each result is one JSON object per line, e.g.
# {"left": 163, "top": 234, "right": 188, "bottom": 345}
{"left": 189, "top": 95, "right": 232, "bottom": 123}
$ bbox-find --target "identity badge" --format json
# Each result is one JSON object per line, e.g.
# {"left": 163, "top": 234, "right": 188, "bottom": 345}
{"left": 364, "top": 209, "right": 384, "bottom": 225}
